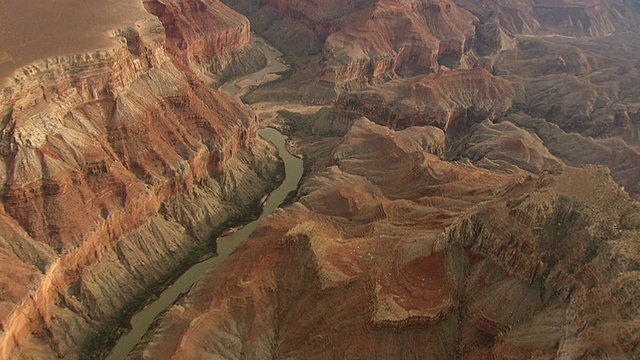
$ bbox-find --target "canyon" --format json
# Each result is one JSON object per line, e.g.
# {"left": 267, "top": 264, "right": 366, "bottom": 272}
{"left": 1, "top": 0, "right": 640, "bottom": 359}
{"left": 0, "top": 0, "right": 282, "bottom": 358}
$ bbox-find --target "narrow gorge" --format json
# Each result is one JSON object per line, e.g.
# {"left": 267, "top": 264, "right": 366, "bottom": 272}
{"left": 1, "top": 0, "right": 640, "bottom": 359}
{"left": 0, "top": 0, "right": 286, "bottom": 358}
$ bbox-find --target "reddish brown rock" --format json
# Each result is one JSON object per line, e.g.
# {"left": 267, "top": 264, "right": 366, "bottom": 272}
{"left": 318, "top": 0, "right": 477, "bottom": 88}
{"left": 134, "top": 118, "right": 640, "bottom": 360}
{"left": 143, "top": 0, "right": 266, "bottom": 84}
{"left": 223, "top": 0, "right": 477, "bottom": 87}
{"left": 336, "top": 67, "right": 514, "bottom": 129}
{"left": 0, "top": 1, "right": 280, "bottom": 358}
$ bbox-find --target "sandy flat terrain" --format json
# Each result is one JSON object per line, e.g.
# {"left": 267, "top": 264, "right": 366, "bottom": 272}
{"left": 0, "top": 0, "right": 152, "bottom": 80}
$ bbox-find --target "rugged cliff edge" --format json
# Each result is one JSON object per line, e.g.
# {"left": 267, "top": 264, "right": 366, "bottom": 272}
{"left": 0, "top": 1, "right": 280, "bottom": 358}
{"left": 127, "top": 0, "right": 640, "bottom": 357}
{"left": 222, "top": 0, "right": 478, "bottom": 91}
{"left": 134, "top": 118, "right": 640, "bottom": 359}
{"left": 143, "top": 0, "right": 267, "bottom": 85}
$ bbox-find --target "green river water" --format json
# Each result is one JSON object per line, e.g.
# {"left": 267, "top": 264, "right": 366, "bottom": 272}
{"left": 105, "top": 36, "right": 302, "bottom": 359}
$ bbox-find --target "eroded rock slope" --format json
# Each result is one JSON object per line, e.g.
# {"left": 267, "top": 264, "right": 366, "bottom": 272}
{"left": 133, "top": 0, "right": 640, "bottom": 358}
{"left": 0, "top": 0, "right": 280, "bottom": 358}
{"left": 137, "top": 118, "right": 640, "bottom": 359}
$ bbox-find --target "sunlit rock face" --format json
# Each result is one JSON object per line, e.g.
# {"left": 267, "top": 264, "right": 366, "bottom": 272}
{"left": 0, "top": 0, "right": 280, "bottom": 358}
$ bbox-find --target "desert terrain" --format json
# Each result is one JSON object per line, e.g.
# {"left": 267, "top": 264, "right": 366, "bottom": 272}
{"left": 1, "top": 0, "right": 640, "bottom": 359}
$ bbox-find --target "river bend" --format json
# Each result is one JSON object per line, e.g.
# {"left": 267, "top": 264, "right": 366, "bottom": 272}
{"left": 105, "top": 37, "right": 300, "bottom": 360}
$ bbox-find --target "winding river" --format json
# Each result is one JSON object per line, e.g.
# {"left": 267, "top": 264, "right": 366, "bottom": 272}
{"left": 105, "top": 36, "right": 301, "bottom": 359}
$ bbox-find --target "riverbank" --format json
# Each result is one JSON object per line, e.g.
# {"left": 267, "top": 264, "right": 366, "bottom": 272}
{"left": 104, "top": 35, "right": 300, "bottom": 360}
{"left": 221, "top": 35, "right": 289, "bottom": 97}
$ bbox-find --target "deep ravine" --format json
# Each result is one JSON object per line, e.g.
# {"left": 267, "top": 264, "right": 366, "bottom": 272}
{"left": 105, "top": 36, "right": 301, "bottom": 360}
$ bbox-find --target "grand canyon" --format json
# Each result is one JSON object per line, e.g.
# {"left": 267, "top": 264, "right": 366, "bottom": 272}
{"left": 1, "top": 0, "right": 640, "bottom": 359}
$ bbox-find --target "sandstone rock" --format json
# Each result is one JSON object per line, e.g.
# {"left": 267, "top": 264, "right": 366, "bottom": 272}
{"left": 143, "top": 0, "right": 266, "bottom": 85}
{"left": 0, "top": 1, "right": 281, "bottom": 358}
{"left": 132, "top": 118, "right": 527, "bottom": 359}
{"left": 319, "top": 0, "right": 478, "bottom": 89}
{"left": 336, "top": 67, "right": 514, "bottom": 130}
{"left": 134, "top": 117, "right": 640, "bottom": 359}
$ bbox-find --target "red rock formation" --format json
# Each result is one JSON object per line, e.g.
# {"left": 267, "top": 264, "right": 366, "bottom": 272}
{"left": 0, "top": 1, "right": 280, "bottom": 358}
{"left": 134, "top": 118, "right": 640, "bottom": 359}
{"left": 132, "top": 118, "right": 523, "bottom": 359}
{"left": 143, "top": 0, "right": 266, "bottom": 83}
{"left": 318, "top": 0, "right": 478, "bottom": 88}
{"left": 222, "top": 0, "right": 477, "bottom": 87}
{"left": 336, "top": 67, "right": 514, "bottom": 129}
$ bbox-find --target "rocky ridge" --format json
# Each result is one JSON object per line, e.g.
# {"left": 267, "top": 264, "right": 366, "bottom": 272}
{"left": 128, "top": 0, "right": 640, "bottom": 358}
{"left": 222, "top": 0, "right": 479, "bottom": 89}
{"left": 2, "top": 0, "right": 640, "bottom": 358}
{"left": 0, "top": 0, "right": 280, "bottom": 358}
{"left": 135, "top": 118, "right": 640, "bottom": 359}
{"left": 143, "top": 0, "right": 267, "bottom": 85}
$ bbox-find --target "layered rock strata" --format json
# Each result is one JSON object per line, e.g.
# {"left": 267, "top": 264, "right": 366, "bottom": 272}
{"left": 453, "top": 0, "right": 640, "bottom": 37}
{"left": 135, "top": 118, "right": 640, "bottom": 359}
{"left": 318, "top": 0, "right": 478, "bottom": 89}
{"left": 0, "top": 1, "right": 279, "bottom": 358}
{"left": 143, "top": 0, "right": 266, "bottom": 85}
{"left": 222, "top": 0, "right": 478, "bottom": 89}
{"left": 335, "top": 67, "right": 514, "bottom": 130}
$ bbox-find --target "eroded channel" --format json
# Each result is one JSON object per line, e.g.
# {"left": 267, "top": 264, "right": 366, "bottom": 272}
{"left": 105, "top": 37, "right": 301, "bottom": 360}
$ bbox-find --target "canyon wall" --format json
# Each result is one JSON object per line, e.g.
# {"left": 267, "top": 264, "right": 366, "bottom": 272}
{"left": 0, "top": 1, "right": 279, "bottom": 358}
{"left": 221, "top": 0, "right": 478, "bottom": 89}
{"left": 125, "top": 1, "right": 640, "bottom": 358}
{"left": 318, "top": 0, "right": 478, "bottom": 89}
{"left": 143, "top": 0, "right": 266, "bottom": 85}
{"left": 135, "top": 118, "right": 640, "bottom": 359}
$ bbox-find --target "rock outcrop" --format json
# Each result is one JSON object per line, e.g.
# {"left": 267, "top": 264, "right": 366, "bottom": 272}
{"left": 123, "top": 0, "right": 640, "bottom": 358}
{"left": 222, "top": 0, "right": 478, "bottom": 89}
{"left": 454, "top": 0, "right": 640, "bottom": 37}
{"left": 336, "top": 67, "right": 514, "bottom": 130}
{"left": 318, "top": 0, "right": 477, "bottom": 89}
{"left": 135, "top": 118, "right": 640, "bottom": 359}
{"left": 0, "top": 0, "right": 280, "bottom": 358}
{"left": 3, "top": 0, "right": 640, "bottom": 358}
{"left": 492, "top": 33, "right": 640, "bottom": 140}
{"left": 143, "top": 0, "right": 266, "bottom": 85}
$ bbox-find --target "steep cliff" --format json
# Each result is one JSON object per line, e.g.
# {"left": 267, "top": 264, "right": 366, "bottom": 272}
{"left": 221, "top": 0, "right": 477, "bottom": 89}
{"left": 319, "top": 0, "right": 477, "bottom": 89}
{"left": 143, "top": 0, "right": 266, "bottom": 85}
{"left": 135, "top": 118, "right": 640, "bottom": 359}
{"left": 0, "top": 1, "right": 280, "bottom": 358}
